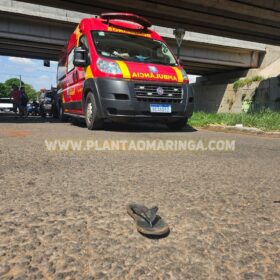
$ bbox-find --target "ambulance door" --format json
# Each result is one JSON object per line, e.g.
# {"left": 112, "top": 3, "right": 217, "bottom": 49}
{"left": 71, "top": 35, "right": 91, "bottom": 115}
{"left": 57, "top": 50, "right": 67, "bottom": 107}
{"left": 64, "top": 47, "right": 75, "bottom": 113}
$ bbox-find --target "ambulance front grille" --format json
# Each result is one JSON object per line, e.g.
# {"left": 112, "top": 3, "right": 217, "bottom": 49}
{"left": 134, "top": 84, "right": 183, "bottom": 103}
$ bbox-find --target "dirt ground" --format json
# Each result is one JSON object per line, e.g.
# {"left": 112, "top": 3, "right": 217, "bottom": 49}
{"left": 0, "top": 115, "right": 280, "bottom": 280}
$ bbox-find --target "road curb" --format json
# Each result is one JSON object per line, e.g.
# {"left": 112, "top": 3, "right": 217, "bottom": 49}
{"left": 197, "top": 125, "right": 280, "bottom": 138}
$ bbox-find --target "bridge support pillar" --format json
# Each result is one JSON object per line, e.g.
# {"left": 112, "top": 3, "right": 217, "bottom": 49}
{"left": 192, "top": 46, "right": 280, "bottom": 113}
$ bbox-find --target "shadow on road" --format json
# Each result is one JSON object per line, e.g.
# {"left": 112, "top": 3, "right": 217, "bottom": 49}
{"left": 70, "top": 119, "right": 197, "bottom": 133}
{"left": 140, "top": 230, "right": 170, "bottom": 240}
{"left": 0, "top": 113, "right": 60, "bottom": 124}
{"left": 1, "top": 112, "right": 197, "bottom": 133}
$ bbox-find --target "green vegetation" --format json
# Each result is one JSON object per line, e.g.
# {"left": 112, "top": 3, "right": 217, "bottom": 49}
{"left": 233, "top": 76, "right": 264, "bottom": 91}
{"left": 0, "top": 78, "right": 38, "bottom": 100}
{"left": 189, "top": 111, "right": 280, "bottom": 131}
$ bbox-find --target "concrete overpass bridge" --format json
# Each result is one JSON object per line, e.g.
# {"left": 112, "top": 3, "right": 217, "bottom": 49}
{"left": 15, "top": 0, "right": 280, "bottom": 45}
{"left": 0, "top": 0, "right": 266, "bottom": 75}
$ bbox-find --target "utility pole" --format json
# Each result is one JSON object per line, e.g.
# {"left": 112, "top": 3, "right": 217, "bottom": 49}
{"left": 19, "top": 75, "right": 22, "bottom": 88}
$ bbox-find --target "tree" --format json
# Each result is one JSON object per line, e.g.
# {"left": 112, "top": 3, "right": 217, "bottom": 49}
{"left": 24, "top": 84, "right": 38, "bottom": 101}
{"left": 4, "top": 78, "right": 23, "bottom": 90}
{"left": 0, "top": 82, "right": 8, "bottom": 97}
{"left": 2, "top": 77, "right": 38, "bottom": 101}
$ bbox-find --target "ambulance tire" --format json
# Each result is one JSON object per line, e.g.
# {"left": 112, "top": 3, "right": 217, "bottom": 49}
{"left": 167, "top": 117, "right": 188, "bottom": 130}
{"left": 85, "top": 92, "right": 104, "bottom": 130}
{"left": 58, "top": 102, "right": 67, "bottom": 122}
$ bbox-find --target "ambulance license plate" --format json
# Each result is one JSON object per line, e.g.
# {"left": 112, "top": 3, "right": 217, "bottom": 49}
{"left": 150, "top": 104, "right": 172, "bottom": 113}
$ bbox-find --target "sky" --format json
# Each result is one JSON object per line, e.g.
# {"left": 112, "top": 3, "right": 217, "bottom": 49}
{"left": 0, "top": 56, "right": 58, "bottom": 91}
{"left": 0, "top": 55, "right": 198, "bottom": 91}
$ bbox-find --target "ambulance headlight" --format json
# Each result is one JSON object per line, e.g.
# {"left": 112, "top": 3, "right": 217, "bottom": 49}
{"left": 181, "top": 68, "right": 189, "bottom": 82}
{"left": 96, "top": 58, "right": 122, "bottom": 75}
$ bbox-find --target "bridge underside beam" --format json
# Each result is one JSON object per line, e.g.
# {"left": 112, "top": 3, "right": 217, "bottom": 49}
{"left": 0, "top": 12, "right": 73, "bottom": 60}
{"left": 0, "top": 9, "right": 263, "bottom": 75}
{"left": 16, "top": 0, "right": 280, "bottom": 45}
{"left": 0, "top": 38, "right": 61, "bottom": 60}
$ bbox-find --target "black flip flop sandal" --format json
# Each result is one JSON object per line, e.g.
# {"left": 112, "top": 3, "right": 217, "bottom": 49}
{"left": 127, "top": 203, "right": 170, "bottom": 237}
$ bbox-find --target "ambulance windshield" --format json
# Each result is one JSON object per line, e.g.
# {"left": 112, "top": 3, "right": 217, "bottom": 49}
{"left": 92, "top": 31, "right": 177, "bottom": 66}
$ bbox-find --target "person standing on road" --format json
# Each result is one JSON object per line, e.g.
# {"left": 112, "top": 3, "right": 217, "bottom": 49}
{"left": 20, "top": 86, "right": 29, "bottom": 118}
{"left": 10, "top": 85, "right": 21, "bottom": 117}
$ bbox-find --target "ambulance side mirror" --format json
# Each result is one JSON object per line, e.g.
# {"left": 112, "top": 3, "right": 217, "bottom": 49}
{"left": 73, "top": 47, "right": 89, "bottom": 67}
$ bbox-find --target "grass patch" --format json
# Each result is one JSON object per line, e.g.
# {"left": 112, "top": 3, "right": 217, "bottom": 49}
{"left": 189, "top": 111, "right": 280, "bottom": 131}
{"left": 233, "top": 76, "right": 264, "bottom": 91}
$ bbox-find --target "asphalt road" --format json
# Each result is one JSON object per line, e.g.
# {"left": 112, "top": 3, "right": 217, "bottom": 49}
{"left": 0, "top": 116, "right": 280, "bottom": 280}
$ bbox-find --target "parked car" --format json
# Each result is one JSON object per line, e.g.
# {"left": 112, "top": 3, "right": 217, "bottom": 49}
{"left": 39, "top": 89, "right": 58, "bottom": 118}
{"left": 0, "top": 97, "right": 13, "bottom": 112}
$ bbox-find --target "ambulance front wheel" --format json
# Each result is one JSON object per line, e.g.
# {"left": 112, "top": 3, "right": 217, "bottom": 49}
{"left": 85, "top": 92, "right": 104, "bottom": 130}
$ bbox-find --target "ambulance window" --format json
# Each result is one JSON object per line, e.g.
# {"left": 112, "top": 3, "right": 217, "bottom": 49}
{"left": 67, "top": 48, "right": 75, "bottom": 73}
{"left": 79, "top": 36, "right": 91, "bottom": 61}
{"left": 57, "top": 50, "right": 67, "bottom": 81}
{"left": 79, "top": 36, "right": 89, "bottom": 51}
{"left": 91, "top": 31, "right": 177, "bottom": 66}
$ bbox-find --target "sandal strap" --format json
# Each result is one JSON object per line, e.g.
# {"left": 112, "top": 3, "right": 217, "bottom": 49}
{"left": 132, "top": 205, "right": 158, "bottom": 226}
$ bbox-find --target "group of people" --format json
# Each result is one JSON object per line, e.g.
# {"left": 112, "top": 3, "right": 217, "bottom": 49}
{"left": 10, "top": 85, "right": 29, "bottom": 118}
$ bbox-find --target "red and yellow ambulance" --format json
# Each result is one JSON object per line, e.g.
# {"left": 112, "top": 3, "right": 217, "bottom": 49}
{"left": 57, "top": 13, "right": 194, "bottom": 129}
